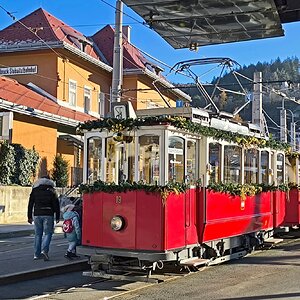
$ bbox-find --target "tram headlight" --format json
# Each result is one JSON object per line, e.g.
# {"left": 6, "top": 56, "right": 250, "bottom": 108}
{"left": 110, "top": 215, "right": 125, "bottom": 231}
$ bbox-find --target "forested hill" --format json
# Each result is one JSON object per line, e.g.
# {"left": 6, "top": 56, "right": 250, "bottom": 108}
{"left": 178, "top": 57, "right": 300, "bottom": 138}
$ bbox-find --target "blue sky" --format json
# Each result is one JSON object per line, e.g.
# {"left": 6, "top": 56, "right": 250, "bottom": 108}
{"left": 0, "top": 0, "right": 299, "bottom": 83}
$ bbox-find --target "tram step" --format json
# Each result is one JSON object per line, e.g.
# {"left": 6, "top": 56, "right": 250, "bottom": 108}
{"left": 179, "top": 258, "right": 209, "bottom": 267}
{"left": 264, "top": 238, "right": 283, "bottom": 245}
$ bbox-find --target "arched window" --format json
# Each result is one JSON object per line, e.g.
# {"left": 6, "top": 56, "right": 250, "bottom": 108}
{"left": 168, "top": 136, "right": 184, "bottom": 183}
{"left": 260, "top": 151, "right": 269, "bottom": 184}
{"left": 87, "top": 137, "right": 102, "bottom": 183}
{"left": 187, "top": 140, "right": 196, "bottom": 184}
{"left": 277, "top": 153, "right": 284, "bottom": 184}
{"left": 224, "top": 145, "right": 242, "bottom": 183}
{"left": 244, "top": 149, "right": 259, "bottom": 184}
{"left": 139, "top": 135, "right": 160, "bottom": 184}
{"left": 209, "top": 143, "right": 221, "bottom": 184}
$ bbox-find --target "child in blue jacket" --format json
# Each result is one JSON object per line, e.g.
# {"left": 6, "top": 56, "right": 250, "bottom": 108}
{"left": 62, "top": 204, "right": 81, "bottom": 259}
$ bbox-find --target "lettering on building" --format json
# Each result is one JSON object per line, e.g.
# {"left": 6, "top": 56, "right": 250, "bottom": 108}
{"left": 0, "top": 65, "right": 38, "bottom": 76}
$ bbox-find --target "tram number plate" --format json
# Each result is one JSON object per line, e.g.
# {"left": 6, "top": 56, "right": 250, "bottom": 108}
{"left": 116, "top": 196, "right": 122, "bottom": 204}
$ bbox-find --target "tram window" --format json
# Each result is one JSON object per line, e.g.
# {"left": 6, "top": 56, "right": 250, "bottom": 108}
{"left": 139, "top": 135, "right": 160, "bottom": 184}
{"left": 277, "top": 153, "right": 284, "bottom": 184}
{"left": 168, "top": 136, "right": 184, "bottom": 183}
{"left": 224, "top": 145, "right": 241, "bottom": 184}
{"left": 106, "top": 137, "right": 116, "bottom": 183}
{"left": 126, "top": 140, "right": 135, "bottom": 183}
{"left": 260, "top": 151, "right": 269, "bottom": 184}
{"left": 244, "top": 149, "right": 258, "bottom": 184}
{"left": 187, "top": 140, "right": 196, "bottom": 185}
{"left": 105, "top": 137, "right": 134, "bottom": 184}
{"left": 209, "top": 143, "right": 221, "bottom": 184}
{"left": 87, "top": 137, "right": 102, "bottom": 183}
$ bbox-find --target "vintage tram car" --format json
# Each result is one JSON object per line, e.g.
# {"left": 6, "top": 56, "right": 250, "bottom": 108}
{"left": 77, "top": 105, "right": 300, "bottom": 280}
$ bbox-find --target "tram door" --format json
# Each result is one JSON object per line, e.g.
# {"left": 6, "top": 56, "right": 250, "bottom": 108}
{"left": 167, "top": 135, "right": 198, "bottom": 245}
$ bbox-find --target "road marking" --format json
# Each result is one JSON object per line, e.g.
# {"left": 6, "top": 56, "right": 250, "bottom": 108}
{"left": 26, "top": 294, "right": 50, "bottom": 300}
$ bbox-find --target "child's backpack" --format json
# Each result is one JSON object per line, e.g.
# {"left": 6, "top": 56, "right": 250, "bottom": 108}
{"left": 62, "top": 218, "right": 74, "bottom": 233}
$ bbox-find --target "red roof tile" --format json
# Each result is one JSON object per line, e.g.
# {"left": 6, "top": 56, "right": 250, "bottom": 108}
{"left": 0, "top": 76, "right": 95, "bottom": 123}
{"left": 92, "top": 25, "right": 148, "bottom": 70}
{"left": 0, "top": 8, "right": 101, "bottom": 60}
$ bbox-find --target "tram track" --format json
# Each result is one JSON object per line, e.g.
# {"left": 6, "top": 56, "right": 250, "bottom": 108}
{"left": 25, "top": 232, "right": 300, "bottom": 300}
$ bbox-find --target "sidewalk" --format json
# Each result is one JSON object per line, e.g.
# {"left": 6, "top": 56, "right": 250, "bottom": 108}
{"left": 0, "top": 222, "right": 89, "bottom": 285}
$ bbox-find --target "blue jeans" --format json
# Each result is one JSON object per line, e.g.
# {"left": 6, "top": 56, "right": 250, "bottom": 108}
{"left": 33, "top": 216, "right": 54, "bottom": 257}
{"left": 67, "top": 241, "right": 77, "bottom": 253}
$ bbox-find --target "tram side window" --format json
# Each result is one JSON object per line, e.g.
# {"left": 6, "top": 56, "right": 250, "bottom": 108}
{"left": 244, "top": 149, "right": 258, "bottom": 184}
{"left": 168, "top": 136, "right": 184, "bottom": 183}
{"left": 209, "top": 143, "right": 221, "bottom": 184}
{"left": 139, "top": 135, "right": 160, "bottom": 184}
{"left": 187, "top": 140, "right": 196, "bottom": 185}
{"left": 260, "top": 151, "right": 269, "bottom": 184}
{"left": 87, "top": 137, "right": 102, "bottom": 183}
{"left": 277, "top": 153, "right": 284, "bottom": 184}
{"left": 224, "top": 145, "right": 242, "bottom": 184}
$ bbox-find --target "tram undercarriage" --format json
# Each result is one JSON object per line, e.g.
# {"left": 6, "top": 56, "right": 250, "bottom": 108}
{"left": 78, "top": 230, "right": 272, "bottom": 281}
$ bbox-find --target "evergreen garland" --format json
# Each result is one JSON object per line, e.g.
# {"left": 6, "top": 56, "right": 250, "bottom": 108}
{"left": 77, "top": 116, "right": 290, "bottom": 152}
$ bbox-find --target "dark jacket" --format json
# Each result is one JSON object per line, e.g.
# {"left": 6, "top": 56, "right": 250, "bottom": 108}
{"left": 27, "top": 178, "right": 60, "bottom": 222}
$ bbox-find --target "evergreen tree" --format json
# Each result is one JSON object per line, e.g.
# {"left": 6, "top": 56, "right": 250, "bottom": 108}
{"left": 52, "top": 154, "right": 69, "bottom": 187}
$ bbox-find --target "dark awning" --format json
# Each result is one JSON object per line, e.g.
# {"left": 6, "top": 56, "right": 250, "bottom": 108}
{"left": 59, "top": 135, "right": 83, "bottom": 148}
{"left": 123, "top": 0, "right": 286, "bottom": 49}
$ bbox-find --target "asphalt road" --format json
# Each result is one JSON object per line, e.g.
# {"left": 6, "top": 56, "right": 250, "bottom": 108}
{"left": 1, "top": 234, "right": 300, "bottom": 300}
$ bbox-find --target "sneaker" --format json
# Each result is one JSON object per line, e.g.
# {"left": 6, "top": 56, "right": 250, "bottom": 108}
{"left": 41, "top": 251, "right": 49, "bottom": 261}
{"left": 33, "top": 255, "right": 41, "bottom": 260}
{"left": 70, "top": 252, "right": 80, "bottom": 258}
{"left": 64, "top": 251, "right": 73, "bottom": 260}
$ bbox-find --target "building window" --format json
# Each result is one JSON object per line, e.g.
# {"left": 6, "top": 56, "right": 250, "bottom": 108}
{"left": 69, "top": 80, "right": 77, "bottom": 106}
{"left": 84, "top": 87, "right": 91, "bottom": 113}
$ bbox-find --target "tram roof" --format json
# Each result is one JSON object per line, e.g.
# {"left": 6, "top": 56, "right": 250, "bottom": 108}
{"left": 122, "top": 0, "right": 300, "bottom": 49}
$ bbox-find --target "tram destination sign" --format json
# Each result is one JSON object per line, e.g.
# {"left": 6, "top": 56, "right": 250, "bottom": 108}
{"left": 0, "top": 65, "right": 38, "bottom": 76}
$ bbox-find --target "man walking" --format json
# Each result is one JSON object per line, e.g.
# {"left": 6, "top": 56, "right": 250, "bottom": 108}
{"left": 27, "top": 176, "right": 60, "bottom": 261}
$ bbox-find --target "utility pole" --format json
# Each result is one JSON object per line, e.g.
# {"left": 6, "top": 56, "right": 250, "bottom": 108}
{"left": 280, "top": 96, "right": 287, "bottom": 143}
{"left": 252, "top": 72, "right": 263, "bottom": 131}
{"left": 111, "top": 0, "right": 123, "bottom": 104}
{"left": 286, "top": 108, "right": 296, "bottom": 150}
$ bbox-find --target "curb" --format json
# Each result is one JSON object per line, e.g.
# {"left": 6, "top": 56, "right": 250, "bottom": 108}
{"left": 0, "top": 230, "right": 35, "bottom": 239}
{"left": 0, "top": 260, "right": 89, "bottom": 286}
{"left": 0, "top": 227, "right": 63, "bottom": 239}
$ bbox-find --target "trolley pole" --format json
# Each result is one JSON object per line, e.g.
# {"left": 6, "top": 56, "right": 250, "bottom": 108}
{"left": 111, "top": 0, "right": 123, "bottom": 104}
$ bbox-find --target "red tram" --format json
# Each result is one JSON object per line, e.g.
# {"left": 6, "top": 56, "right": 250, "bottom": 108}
{"left": 77, "top": 106, "right": 300, "bottom": 279}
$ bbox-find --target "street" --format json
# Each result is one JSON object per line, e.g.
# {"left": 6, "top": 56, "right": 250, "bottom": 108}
{"left": 0, "top": 233, "right": 300, "bottom": 299}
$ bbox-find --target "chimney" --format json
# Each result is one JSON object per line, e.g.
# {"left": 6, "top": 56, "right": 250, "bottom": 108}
{"left": 123, "top": 25, "right": 131, "bottom": 43}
